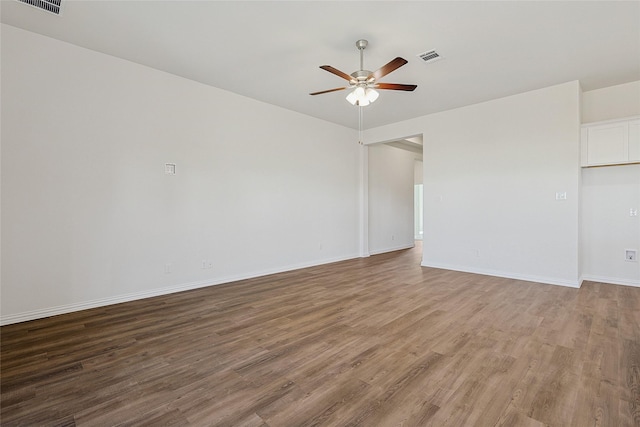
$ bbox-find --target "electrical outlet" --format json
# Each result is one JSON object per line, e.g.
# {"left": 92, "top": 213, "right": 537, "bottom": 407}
{"left": 555, "top": 192, "right": 567, "bottom": 201}
{"left": 202, "top": 260, "right": 207, "bottom": 269}
{"left": 631, "top": 208, "right": 638, "bottom": 217}
{"left": 207, "top": 261, "right": 213, "bottom": 269}
{"left": 626, "top": 250, "right": 637, "bottom": 262}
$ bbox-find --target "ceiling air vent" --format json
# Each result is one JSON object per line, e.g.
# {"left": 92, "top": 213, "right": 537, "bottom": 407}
{"left": 17, "top": 0, "right": 62, "bottom": 15}
{"left": 417, "top": 50, "right": 442, "bottom": 64}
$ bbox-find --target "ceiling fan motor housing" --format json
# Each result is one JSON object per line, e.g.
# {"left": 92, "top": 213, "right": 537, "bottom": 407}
{"left": 350, "top": 69, "right": 373, "bottom": 86}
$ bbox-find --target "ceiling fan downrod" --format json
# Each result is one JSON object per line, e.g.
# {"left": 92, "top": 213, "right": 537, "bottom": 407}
{"left": 356, "top": 39, "right": 368, "bottom": 72}
{"left": 352, "top": 39, "right": 372, "bottom": 83}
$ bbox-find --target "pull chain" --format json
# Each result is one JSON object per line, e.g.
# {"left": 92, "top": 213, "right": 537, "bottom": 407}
{"left": 358, "top": 106, "right": 363, "bottom": 145}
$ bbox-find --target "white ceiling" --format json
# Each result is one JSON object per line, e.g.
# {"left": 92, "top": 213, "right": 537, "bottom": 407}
{"left": 2, "top": 1, "right": 639, "bottom": 130}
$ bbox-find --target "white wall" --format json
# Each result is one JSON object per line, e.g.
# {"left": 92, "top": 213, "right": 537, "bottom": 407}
{"left": 365, "top": 82, "right": 581, "bottom": 287}
{"left": 582, "top": 81, "right": 640, "bottom": 124}
{"left": 414, "top": 161, "right": 424, "bottom": 241}
{"left": 367, "top": 144, "right": 416, "bottom": 254}
{"left": 1, "top": 25, "right": 360, "bottom": 324}
{"left": 582, "top": 165, "right": 640, "bottom": 286}
{"left": 580, "top": 81, "right": 640, "bottom": 287}
{"left": 414, "top": 160, "right": 423, "bottom": 185}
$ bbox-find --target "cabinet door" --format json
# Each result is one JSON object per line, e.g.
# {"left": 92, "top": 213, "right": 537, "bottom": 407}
{"left": 629, "top": 119, "right": 640, "bottom": 162}
{"left": 585, "top": 122, "right": 628, "bottom": 165}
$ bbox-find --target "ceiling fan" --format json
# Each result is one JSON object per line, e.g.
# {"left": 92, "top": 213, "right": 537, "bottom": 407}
{"left": 310, "top": 39, "right": 417, "bottom": 106}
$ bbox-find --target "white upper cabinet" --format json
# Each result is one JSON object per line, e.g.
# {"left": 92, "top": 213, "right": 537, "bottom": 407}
{"left": 581, "top": 117, "right": 640, "bottom": 167}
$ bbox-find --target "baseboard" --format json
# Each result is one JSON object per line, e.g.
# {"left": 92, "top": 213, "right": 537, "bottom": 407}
{"left": 369, "top": 243, "right": 415, "bottom": 256}
{"left": 0, "top": 279, "right": 218, "bottom": 326}
{"left": 0, "top": 252, "right": 360, "bottom": 326}
{"left": 581, "top": 274, "right": 640, "bottom": 288}
{"left": 420, "top": 261, "right": 581, "bottom": 288}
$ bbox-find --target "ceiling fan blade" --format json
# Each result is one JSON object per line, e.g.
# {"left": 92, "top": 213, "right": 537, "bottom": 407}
{"left": 309, "top": 87, "right": 348, "bottom": 95}
{"left": 375, "top": 83, "right": 417, "bottom": 91}
{"left": 371, "top": 57, "right": 408, "bottom": 81}
{"left": 320, "top": 65, "right": 354, "bottom": 82}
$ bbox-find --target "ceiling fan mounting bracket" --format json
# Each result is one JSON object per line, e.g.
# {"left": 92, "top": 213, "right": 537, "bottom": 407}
{"left": 355, "top": 39, "right": 368, "bottom": 50}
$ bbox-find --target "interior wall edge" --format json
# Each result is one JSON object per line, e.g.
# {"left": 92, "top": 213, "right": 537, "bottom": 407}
{"left": 368, "top": 243, "right": 415, "bottom": 256}
{"left": 420, "top": 261, "right": 581, "bottom": 289}
{"left": 0, "top": 251, "right": 361, "bottom": 326}
{"left": 581, "top": 275, "right": 640, "bottom": 289}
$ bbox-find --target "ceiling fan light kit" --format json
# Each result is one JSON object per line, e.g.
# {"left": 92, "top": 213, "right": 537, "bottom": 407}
{"left": 346, "top": 87, "right": 379, "bottom": 106}
{"left": 310, "top": 39, "right": 417, "bottom": 107}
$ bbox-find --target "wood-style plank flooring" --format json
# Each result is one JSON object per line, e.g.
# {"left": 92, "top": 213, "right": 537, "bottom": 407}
{"left": 2, "top": 243, "right": 640, "bottom": 426}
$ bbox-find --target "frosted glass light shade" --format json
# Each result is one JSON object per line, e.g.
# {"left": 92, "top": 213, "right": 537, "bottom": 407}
{"left": 346, "top": 91, "right": 358, "bottom": 105}
{"left": 346, "top": 86, "right": 379, "bottom": 106}
{"left": 366, "top": 88, "right": 379, "bottom": 103}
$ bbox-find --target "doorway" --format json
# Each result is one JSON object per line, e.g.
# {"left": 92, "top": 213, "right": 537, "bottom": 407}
{"left": 366, "top": 135, "right": 423, "bottom": 255}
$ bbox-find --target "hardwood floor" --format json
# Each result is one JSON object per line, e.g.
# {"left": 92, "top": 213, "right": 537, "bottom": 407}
{"left": 2, "top": 244, "right": 639, "bottom": 426}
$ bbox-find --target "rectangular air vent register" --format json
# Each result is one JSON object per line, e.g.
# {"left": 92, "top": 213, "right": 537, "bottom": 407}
{"left": 417, "top": 50, "right": 442, "bottom": 64}
{"left": 17, "top": 0, "right": 62, "bottom": 15}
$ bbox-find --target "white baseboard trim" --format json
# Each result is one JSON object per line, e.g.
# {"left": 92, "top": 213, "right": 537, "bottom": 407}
{"left": 0, "top": 279, "right": 218, "bottom": 326}
{"left": 420, "top": 261, "right": 581, "bottom": 288}
{"left": 0, "top": 252, "right": 360, "bottom": 326}
{"left": 369, "top": 243, "right": 415, "bottom": 256}
{"left": 581, "top": 274, "right": 640, "bottom": 288}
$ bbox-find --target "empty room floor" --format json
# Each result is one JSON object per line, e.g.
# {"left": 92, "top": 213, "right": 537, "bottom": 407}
{"left": 1, "top": 244, "right": 639, "bottom": 426}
